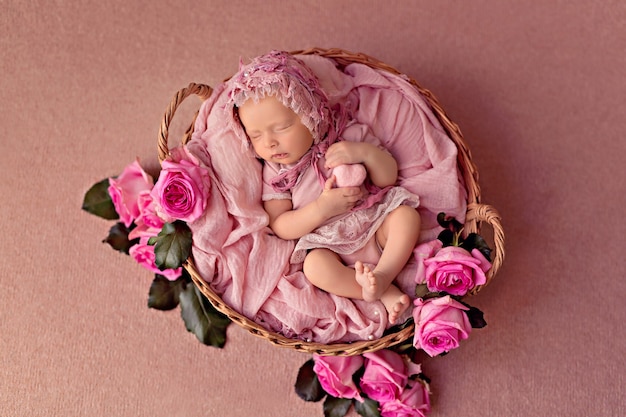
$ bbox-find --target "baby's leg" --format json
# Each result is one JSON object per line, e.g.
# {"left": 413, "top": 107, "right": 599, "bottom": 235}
{"left": 369, "top": 205, "right": 421, "bottom": 298}
{"left": 303, "top": 242, "right": 415, "bottom": 324}
{"left": 303, "top": 248, "right": 364, "bottom": 299}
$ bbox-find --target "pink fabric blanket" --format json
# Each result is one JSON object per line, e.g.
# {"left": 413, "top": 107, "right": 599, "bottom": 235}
{"left": 185, "top": 55, "right": 466, "bottom": 343}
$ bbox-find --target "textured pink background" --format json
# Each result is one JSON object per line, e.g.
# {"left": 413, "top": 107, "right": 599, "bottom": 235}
{"left": 1, "top": 1, "right": 624, "bottom": 416}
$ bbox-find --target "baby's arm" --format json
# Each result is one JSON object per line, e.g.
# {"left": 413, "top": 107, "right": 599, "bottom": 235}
{"left": 264, "top": 176, "right": 362, "bottom": 240}
{"left": 324, "top": 141, "right": 398, "bottom": 188}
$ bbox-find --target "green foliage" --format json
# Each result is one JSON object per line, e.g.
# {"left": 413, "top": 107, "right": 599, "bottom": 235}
{"left": 103, "top": 222, "right": 137, "bottom": 254}
{"left": 179, "top": 282, "right": 231, "bottom": 348}
{"left": 295, "top": 359, "right": 326, "bottom": 402}
{"left": 82, "top": 178, "right": 119, "bottom": 220}
{"left": 414, "top": 284, "right": 442, "bottom": 301}
{"left": 436, "top": 212, "right": 463, "bottom": 233}
{"left": 148, "top": 274, "right": 186, "bottom": 311}
{"left": 460, "top": 232, "right": 492, "bottom": 261}
{"left": 148, "top": 272, "right": 231, "bottom": 347}
{"left": 354, "top": 398, "right": 381, "bottom": 417}
{"left": 323, "top": 396, "right": 353, "bottom": 417}
{"left": 437, "top": 212, "right": 493, "bottom": 260}
{"left": 466, "top": 305, "right": 487, "bottom": 329}
{"left": 148, "top": 221, "right": 192, "bottom": 270}
{"left": 436, "top": 229, "right": 455, "bottom": 246}
{"left": 414, "top": 283, "right": 429, "bottom": 299}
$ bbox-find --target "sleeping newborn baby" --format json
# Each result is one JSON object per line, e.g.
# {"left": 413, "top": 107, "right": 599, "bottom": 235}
{"left": 230, "top": 51, "right": 422, "bottom": 324}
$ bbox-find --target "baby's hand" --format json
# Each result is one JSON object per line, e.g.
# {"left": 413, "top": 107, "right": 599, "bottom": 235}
{"left": 324, "top": 141, "right": 366, "bottom": 169}
{"left": 315, "top": 176, "right": 363, "bottom": 218}
{"left": 327, "top": 141, "right": 398, "bottom": 188}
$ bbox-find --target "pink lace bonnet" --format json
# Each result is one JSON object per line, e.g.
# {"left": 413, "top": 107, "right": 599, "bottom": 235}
{"left": 228, "top": 50, "right": 333, "bottom": 145}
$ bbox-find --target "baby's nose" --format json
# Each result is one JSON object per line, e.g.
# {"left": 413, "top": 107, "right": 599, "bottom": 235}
{"left": 264, "top": 135, "right": 278, "bottom": 148}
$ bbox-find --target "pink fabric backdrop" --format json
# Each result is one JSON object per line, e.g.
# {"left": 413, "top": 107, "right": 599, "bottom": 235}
{"left": 1, "top": 1, "right": 624, "bottom": 416}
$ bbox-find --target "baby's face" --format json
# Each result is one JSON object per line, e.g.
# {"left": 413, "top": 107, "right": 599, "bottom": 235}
{"left": 238, "top": 95, "right": 314, "bottom": 165}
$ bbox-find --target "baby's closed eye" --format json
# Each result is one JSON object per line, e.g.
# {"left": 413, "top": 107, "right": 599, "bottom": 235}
{"left": 275, "top": 123, "right": 292, "bottom": 132}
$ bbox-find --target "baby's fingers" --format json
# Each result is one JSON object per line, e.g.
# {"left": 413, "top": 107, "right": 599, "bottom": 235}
{"left": 324, "top": 175, "right": 337, "bottom": 190}
{"left": 342, "top": 186, "right": 364, "bottom": 202}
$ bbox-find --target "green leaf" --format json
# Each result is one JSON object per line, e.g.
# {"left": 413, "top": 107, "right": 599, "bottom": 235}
{"left": 436, "top": 212, "right": 448, "bottom": 228}
{"left": 389, "top": 340, "right": 416, "bottom": 356}
{"left": 151, "top": 221, "right": 192, "bottom": 270}
{"left": 295, "top": 359, "right": 326, "bottom": 402}
{"left": 179, "top": 281, "right": 231, "bottom": 347}
{"left": 436, "top": 212, "right": 462, "bottom": 232}
{"left": 82, "top": 178, "right": 119, "bottom": 220}
{"left": 415, "top": 284, "right": 430, "bottom": 298}
{"left": 460, "top": 233, "right": 492, "bottom": 261}
{"left": 354, "top": 397, "right": 381, "bottom": 417}
{"left": 436, "top": 229, "right": 454, "bottom": 247}
{"left": 415, "top": 285, "right": 441, "bottom": 301}
{"left": 323, "top": 396, "right": 352, "bottom": 417}
{"left": 382, "top": 316, "right": 413, "bottom": 338}
{"left": 147, "top": 274, "right": 186, "bottom": 311}
{"left": 466, "top": 306, "right": 487, "bottom": 329}
{"left": 103, "top": 222, "right": 137, "bottom": 254}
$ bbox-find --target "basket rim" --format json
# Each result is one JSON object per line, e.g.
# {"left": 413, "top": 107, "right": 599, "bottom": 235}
{"left": 157, "top": 47, "right": 505, "bottom": 355}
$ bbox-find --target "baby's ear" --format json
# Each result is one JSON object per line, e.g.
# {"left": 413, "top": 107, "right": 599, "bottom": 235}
{"left": 332, "top": 164, "right": 367, "bottom": 187}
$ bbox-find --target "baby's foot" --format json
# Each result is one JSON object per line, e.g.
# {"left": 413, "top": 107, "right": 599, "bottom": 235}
{"left": 381, "top": 291, "right": 411, "bottom": 325}
{"left": 355, "top": 261, "right": 380, "bottom": 302}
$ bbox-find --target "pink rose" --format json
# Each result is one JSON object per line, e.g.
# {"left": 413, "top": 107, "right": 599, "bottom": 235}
{"left": 128, "top": 192, "right": 165, "bottom": 241}
{"left": 108, "top": 159, "right": 154, "bottom": 227}
{"left": 151, "top": 147, "right": 211, "bottom": 223}
{"left": 423, "top": 246, "right": 490, "bottom": 296}
{"left": 412, "top": 296, "right": 472, "bottom": 357}
{"left": 379, "top": 380, "right": 431, "bottom": 417}
{"left": 313, "top": 355, "right": 364, "bottom": 401}
{"left": 360, "top": 350, "right": 418, "bottom": 404}
{"left": 135, "top": 192, "right": 165, "bottom": 230}
{"left": 129, "top": 237, "right": 182, "bottom": 281}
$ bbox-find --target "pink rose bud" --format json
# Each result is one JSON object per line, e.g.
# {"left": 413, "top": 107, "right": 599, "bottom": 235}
{"left": 412, "top": 296, "right": 472, "bottom": 357}
{"left": 361, "top": 350, "right": 411, "bottom": 403}
{"left": 332, "top": 163, "right": 367, "bottom": 187}
{"left": 312, "top": 355, "right": 364, "bottom": 401}
{"left": 108, "top": 159, "right": 154, "bottom": 227}
{"left": 151, "top": 148, "right": 211, "bottom": 224}
{"left": 135, "top": 191, "right": 165, "bottom": 230}
{"left": 128, "top": 237, "right": 182, "bottom": 280}
{"left": 423, "top": 246, "right": 490, "bottom": 296}
{"left": 128, "top": 192, "right": 166, "bottom": 241}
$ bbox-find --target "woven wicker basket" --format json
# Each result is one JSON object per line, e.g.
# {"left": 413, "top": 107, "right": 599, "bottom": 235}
{"left": 157, "top": 47, "right": 505, "bottom": 356}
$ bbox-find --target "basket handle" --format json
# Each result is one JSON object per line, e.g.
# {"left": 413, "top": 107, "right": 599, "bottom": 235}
{"left": 157, "top": 82, "right": 214, "bottom": 163}
{"left": 465, "top": 203, "right": 505, "bottom": 288}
